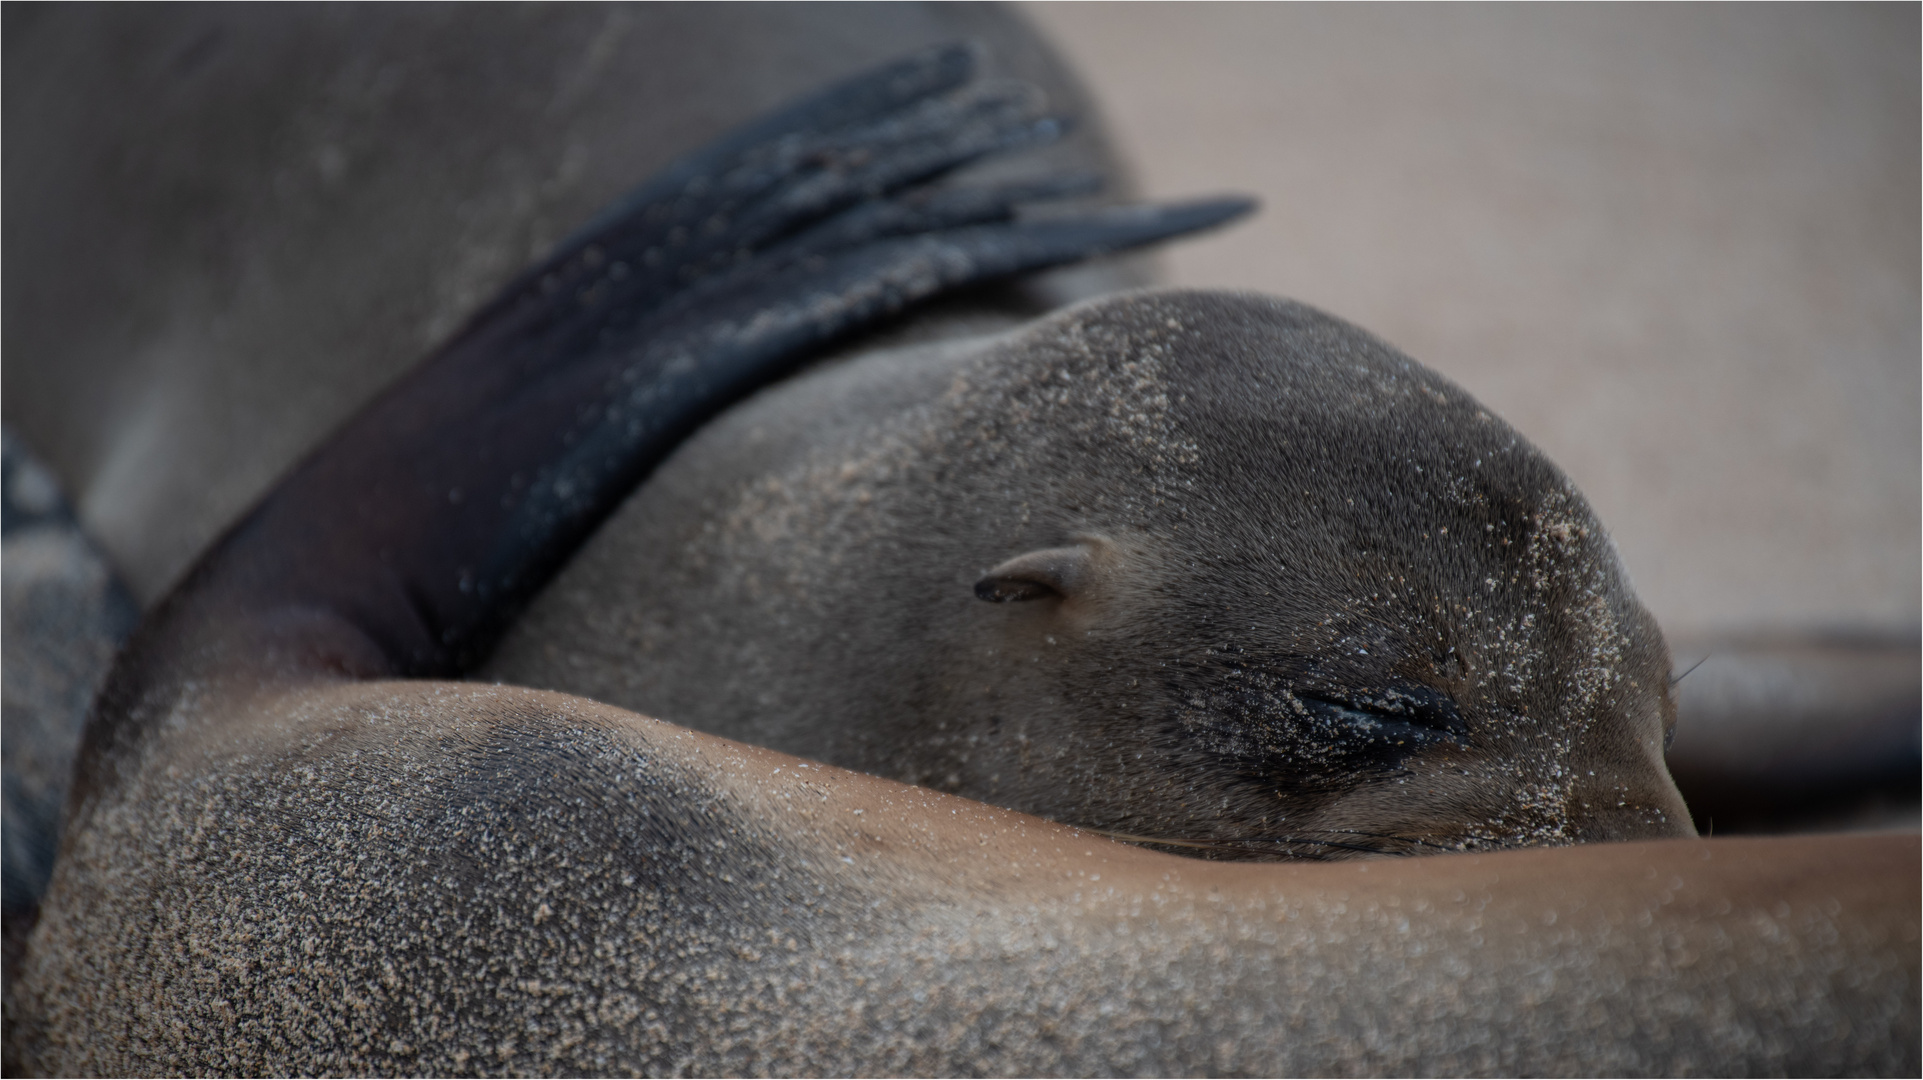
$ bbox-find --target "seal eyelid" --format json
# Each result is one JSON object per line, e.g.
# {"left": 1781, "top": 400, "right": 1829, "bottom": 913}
{"left": 974, "top": 545, "right": 1091, "bottom": 602}
{"left": 1295, "top": 687, "right": 1469, "bottom": 746}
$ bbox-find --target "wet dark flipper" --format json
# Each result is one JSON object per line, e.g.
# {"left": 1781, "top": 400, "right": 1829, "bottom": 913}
{"left": 550, "top": 43, "right": 983, "bottom": 258}
{"left": 120, "top": 46, "right": 1255, "bottom": 695}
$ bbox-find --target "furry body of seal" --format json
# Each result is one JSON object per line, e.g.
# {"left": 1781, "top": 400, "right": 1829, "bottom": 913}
{"left": 14, "top": 674, "right": 1917, "bottom": 1075}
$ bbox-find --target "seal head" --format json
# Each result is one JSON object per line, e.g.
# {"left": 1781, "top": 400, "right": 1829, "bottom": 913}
{"left": 491, "top": 289, "right": 1693, "bottom": 856}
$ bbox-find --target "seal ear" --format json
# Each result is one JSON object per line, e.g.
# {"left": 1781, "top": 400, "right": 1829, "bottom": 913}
{"left": 975, "top": 545, "right": 1093, "bottom": 603}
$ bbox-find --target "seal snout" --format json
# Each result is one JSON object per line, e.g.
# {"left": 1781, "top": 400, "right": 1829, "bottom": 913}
{"left": 1565, "top": 759, "right": 1699, "bottom": 842}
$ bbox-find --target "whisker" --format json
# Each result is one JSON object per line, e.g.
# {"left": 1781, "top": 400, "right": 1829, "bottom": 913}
{"left": 1444, "top": 831, "right": 1529, "bottom": 853}
{"left": 1080, "top": 828, "right": 1353, "bottom": 860}
{"left": 1285, "top": 827, "right": 1447, "bottom": 849}
{"left": 1671, "top": 654, "right": 1710, "bottom": 685}
{"left": 1077, "top": 824, "right": 1537, "bottom": 862}
{"left": 1082, "top": 828, "right": 1227, "bottom": 852}
{"left": 1079, "top": 827, "right": 1421, "bottom": 860}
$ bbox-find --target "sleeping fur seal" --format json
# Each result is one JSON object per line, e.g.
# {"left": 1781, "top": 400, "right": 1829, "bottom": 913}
{"left": 487, "top": 288, "right": 1691, "bottom": 855}
{"left": 9, "top": 44, "right": 1915, "bottom": 1076}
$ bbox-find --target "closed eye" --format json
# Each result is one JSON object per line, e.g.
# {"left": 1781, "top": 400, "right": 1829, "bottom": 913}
{"left": 1296, "top": 688, "right": 1467, "bottom": 748}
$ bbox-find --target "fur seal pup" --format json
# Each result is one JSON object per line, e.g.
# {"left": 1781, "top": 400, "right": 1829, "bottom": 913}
{"left": 487, "top": 288, "right": 1692, "bottom": 856}
{"left": 10, "top": 48, "right": 1916, "bottom": 1077}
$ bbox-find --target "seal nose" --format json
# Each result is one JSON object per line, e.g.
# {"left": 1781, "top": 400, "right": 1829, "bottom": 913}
{"left": 1567, "top": 759, "right": 1697, "bottom": 841}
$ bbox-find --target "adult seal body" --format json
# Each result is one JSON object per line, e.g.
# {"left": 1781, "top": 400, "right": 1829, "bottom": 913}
{"left": 0, "top": 2, "right": 1141, "bottom": 607}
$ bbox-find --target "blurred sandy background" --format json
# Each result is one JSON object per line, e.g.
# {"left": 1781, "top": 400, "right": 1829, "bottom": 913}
{"left": 1024, "top": 2, "right": 1918, "bottom": 644}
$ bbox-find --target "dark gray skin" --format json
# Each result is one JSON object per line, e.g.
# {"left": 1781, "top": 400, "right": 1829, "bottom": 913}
{"left": 491, "top": 289, "right": 1691, "bottom": 856}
